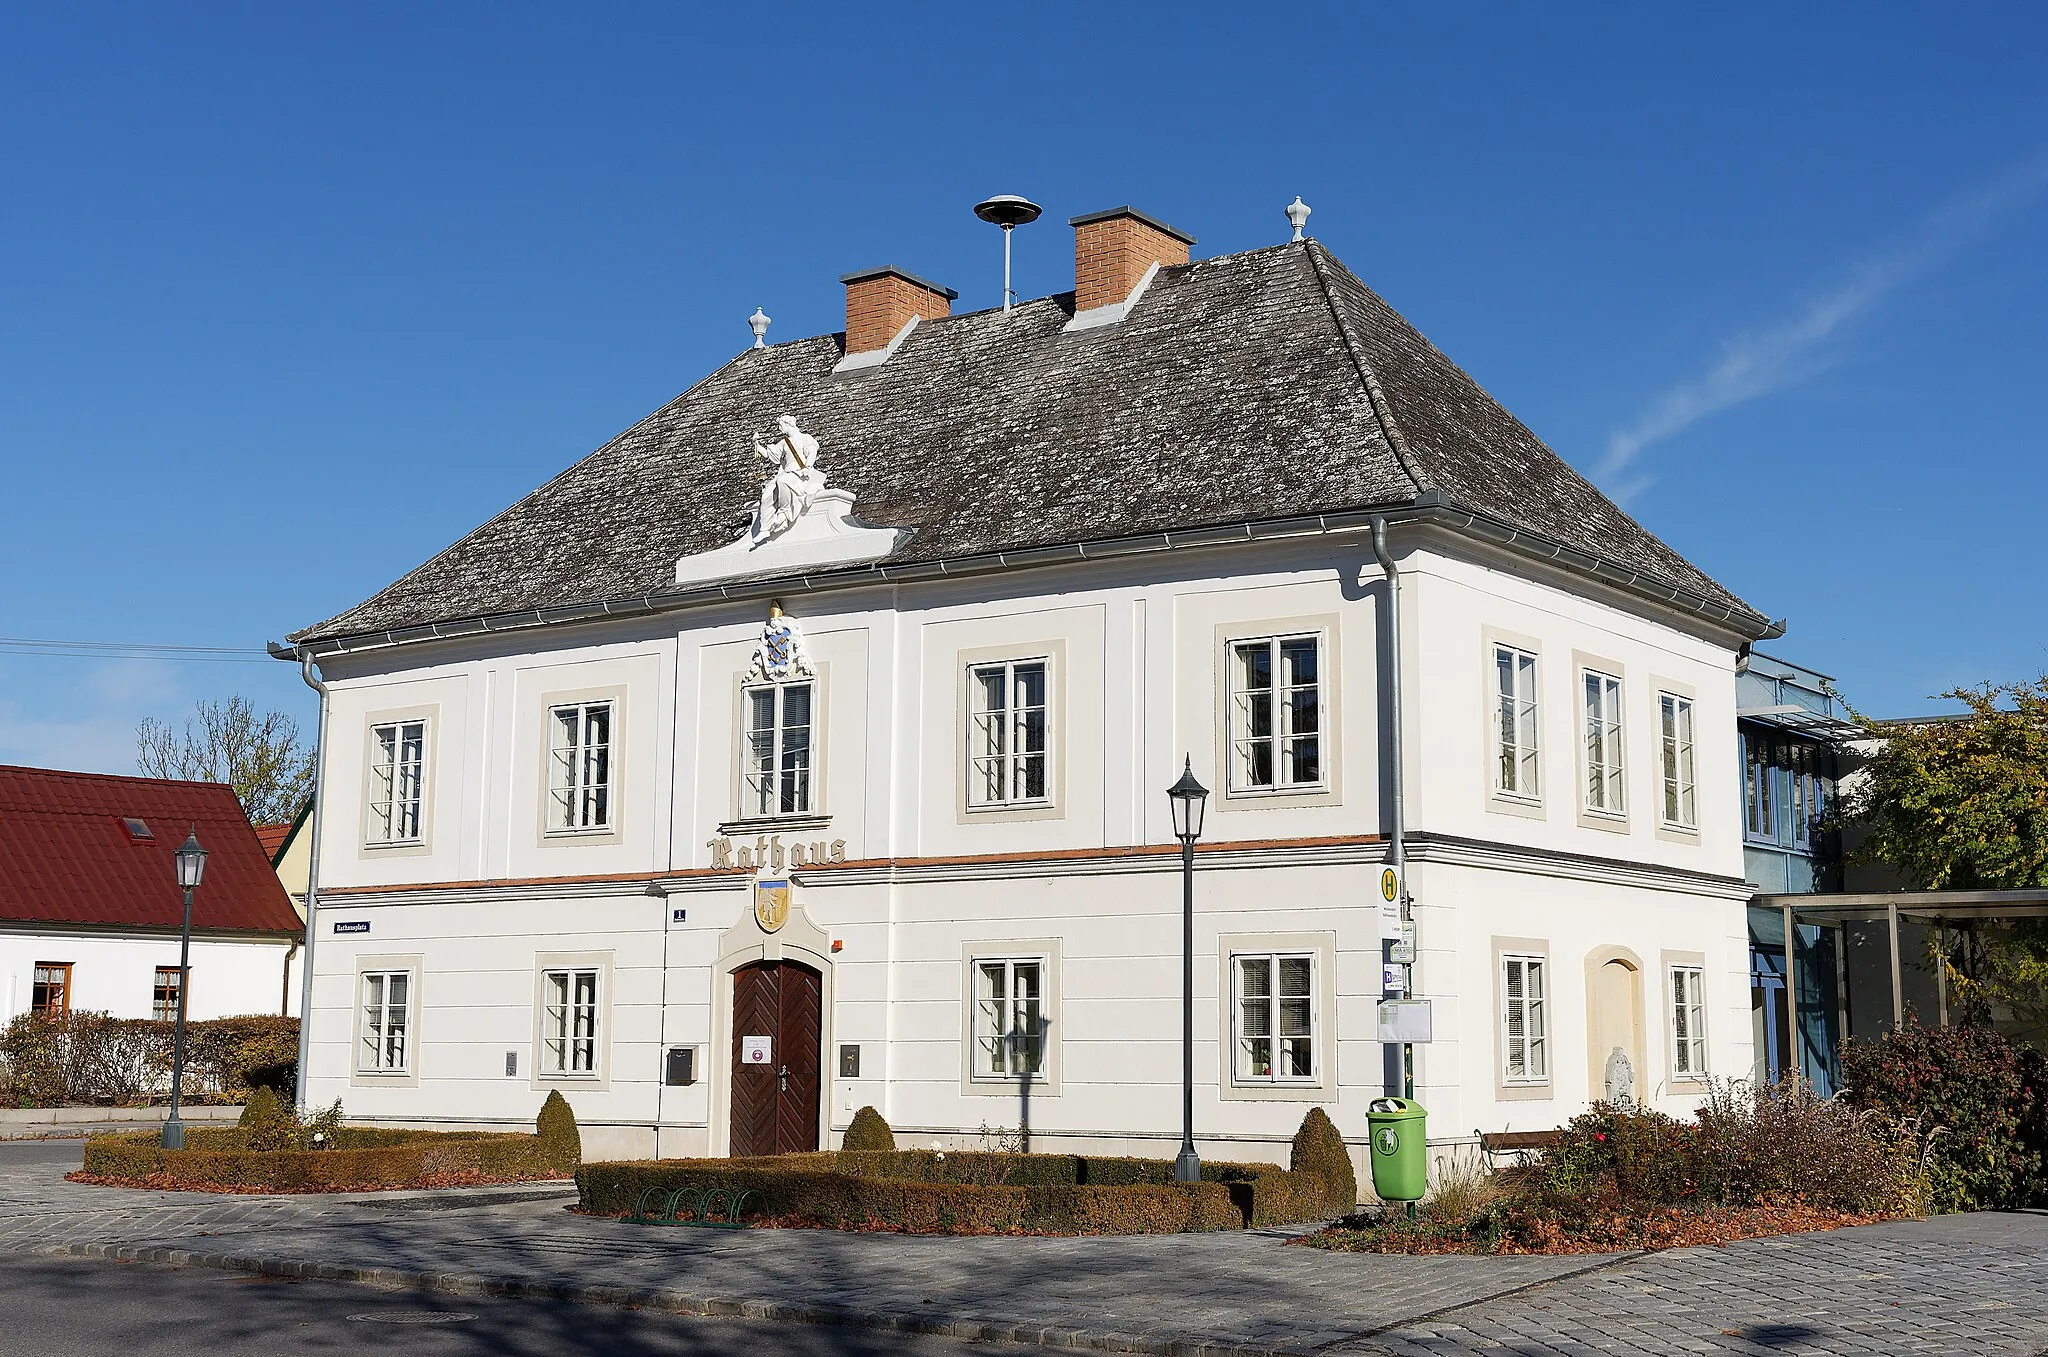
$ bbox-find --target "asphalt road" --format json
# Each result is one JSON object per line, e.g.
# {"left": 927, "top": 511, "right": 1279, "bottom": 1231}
{"left": 0, "top": 1251, "right": 1001, "bottom": 1356}
{"left": 0, "top": 1139, "right": 88, "bottom": 1165}
{"left": 0, "top": 1142, "right": 986, "bottom": 1357}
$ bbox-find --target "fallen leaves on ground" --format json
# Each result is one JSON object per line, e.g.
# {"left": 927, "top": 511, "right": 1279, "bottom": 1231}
{"left": 1301, "top": 1201, "right": 1898, "bottom": 1255}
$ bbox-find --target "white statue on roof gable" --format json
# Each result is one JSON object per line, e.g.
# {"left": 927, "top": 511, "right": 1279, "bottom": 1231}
{"left": 751, "top": 415, "right": 825, "bottom": 546}
{"left": 672, "top": 412, "right": 908, "bottom": 588}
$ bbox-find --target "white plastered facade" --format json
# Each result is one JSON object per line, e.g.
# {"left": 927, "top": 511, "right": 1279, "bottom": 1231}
{"left": 0, "top": 927, "right": 298, "bottom": 1023}
{"left": 300, "top": 529, "right": 1756, "bottom": 1173}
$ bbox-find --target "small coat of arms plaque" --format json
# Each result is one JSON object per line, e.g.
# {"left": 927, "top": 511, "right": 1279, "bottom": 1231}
{"left": 755, "top": 880, "right": 791, "bottom": 934}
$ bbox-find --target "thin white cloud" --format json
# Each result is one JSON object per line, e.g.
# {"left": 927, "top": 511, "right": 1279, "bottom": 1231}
{"left": 1599, "top": 155, "right": 2048, "bottom": 501}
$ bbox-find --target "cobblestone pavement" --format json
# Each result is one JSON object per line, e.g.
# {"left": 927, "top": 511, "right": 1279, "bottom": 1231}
{"left": 6, "top": 1141, "right": 2047, "bottom": 1356}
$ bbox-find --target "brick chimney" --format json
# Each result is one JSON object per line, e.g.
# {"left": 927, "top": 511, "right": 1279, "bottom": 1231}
{"left": 1070, "top": 207, "right": 1196, "bottom": 314}
{"left": 840, "top": 266, "right": 957, "bottom": 357}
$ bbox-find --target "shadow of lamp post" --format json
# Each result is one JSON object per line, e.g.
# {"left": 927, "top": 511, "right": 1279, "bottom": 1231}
{"left": 1167, "top": 757, "right": 1209, "bottom": 1184}
{"left": 162, "top": 827, "right": 207, "bottom": 1150}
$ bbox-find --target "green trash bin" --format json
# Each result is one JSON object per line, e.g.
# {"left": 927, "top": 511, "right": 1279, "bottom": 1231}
{"left": 1366, "top": 1096, "right": 1428, "bottom": 1202}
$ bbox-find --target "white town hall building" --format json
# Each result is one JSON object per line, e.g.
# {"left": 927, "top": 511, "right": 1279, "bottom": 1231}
{"left": 277, "top": 203, "right": 1776, "bottom": 1166}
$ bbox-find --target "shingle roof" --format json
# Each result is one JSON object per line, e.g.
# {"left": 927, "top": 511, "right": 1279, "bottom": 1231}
{"left": 293, "top": 240, "right": 1760, "bottom": 644}
{"left": 0, "top": 766, "right": 303, "bottom": 934}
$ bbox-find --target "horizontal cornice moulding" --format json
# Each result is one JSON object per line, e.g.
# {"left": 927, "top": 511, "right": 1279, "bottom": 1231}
{"left": 795, "top": 835, "right": 1387, "bottom": 886}
{"left": 304, "top": 831, "right": 1746, "bottom": 904}
{"left": 274, "top": 492, "right": 1775, "bottom": 663}
{"left": 1404, "top": 832, "right": 1756, "bottom": 899}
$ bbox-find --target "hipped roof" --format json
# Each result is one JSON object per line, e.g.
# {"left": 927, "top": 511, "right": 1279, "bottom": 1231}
{"left": 294, "top": 240, "right": 1764, "bottom": 646}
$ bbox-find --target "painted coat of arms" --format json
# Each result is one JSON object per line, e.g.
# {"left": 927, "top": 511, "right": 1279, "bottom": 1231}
{"left": 747, "top": 602, "right": 813, "bottom": 682}
{"left": 754, "top": 880, "right": 791, "bottom": 934}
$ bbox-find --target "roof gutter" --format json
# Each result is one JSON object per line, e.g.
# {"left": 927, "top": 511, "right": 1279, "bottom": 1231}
{"left": 271, "top": 495, "right": 1779, "bottom": 664}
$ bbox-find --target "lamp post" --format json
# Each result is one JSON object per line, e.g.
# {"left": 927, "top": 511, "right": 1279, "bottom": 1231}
{"left": 163, "top": 828, "right": 207, "bottom": 1150}
{"left": 1166, "top": 757, "right": 1209, "bottom": 1184}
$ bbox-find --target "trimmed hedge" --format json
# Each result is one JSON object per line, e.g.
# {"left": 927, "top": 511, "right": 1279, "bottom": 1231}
{"left": 578, "top": 1150, "right": 1331, "bottom": 1234}
{"left": 536, "top": 1090, "right": 582, "bottom": 1168}
{"left": 842, "top": 1106, "right": 895, "bottom": 1151}
{"left": 81, "top": 1121, "right": 580, "bottom": 1192}
{"left": 1291, "top": 1108, "right": 1359, "bottom": 1215}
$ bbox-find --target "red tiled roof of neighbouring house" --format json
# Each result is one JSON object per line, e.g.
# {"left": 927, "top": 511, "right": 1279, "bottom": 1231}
{"left": 253, "top": 822, "right": 292, "bottom": 861}
{"left": 0, "top": 765, "right": 303, "bottom": 934}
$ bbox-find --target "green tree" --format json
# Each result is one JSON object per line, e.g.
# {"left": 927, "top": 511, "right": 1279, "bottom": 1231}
{"left": 137, "top": 695, "right": 313, "bottom": 825}
{"left": 1851, "top": 677, "right": 2048, "bottom": 1028}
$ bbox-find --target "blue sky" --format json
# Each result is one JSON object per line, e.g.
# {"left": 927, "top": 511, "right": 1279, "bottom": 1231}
{"left": 3, "top": 2, "right": 2044, "bottom": 775}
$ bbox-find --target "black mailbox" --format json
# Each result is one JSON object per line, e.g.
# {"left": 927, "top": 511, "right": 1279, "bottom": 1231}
{"left": 665, "top": 1046, "right": 696, "bottom": 1086}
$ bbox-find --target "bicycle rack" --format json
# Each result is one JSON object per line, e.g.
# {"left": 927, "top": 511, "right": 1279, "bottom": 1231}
{"left": 623, "top": 1184, "right": 753, "bottom": 1228}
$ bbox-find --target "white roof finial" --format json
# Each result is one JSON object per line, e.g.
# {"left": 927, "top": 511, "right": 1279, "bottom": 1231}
{"left": 748, "top": 307, "right": 772, "bottom": 349}
{"left": 1285, "top": 196, "right": 1311, "bottom": 243}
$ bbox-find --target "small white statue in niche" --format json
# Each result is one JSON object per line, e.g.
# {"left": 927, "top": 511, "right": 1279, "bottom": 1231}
{"left": 747, "top": 601, "right": 813, "bottom": 683}
{"left": 751, "top": 415, "right": 824, "bottom": 546}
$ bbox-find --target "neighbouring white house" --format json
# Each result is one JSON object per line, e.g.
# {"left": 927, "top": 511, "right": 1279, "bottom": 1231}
{"left": 275, "top": 202, "right": 1778, "bottom": 1168}
{"left": 0, "top": 766, "right": 305, "bottom": 1024}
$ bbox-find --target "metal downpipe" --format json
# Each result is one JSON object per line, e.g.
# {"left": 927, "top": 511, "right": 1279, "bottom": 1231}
{"left": 1371, "top": 518, "right": 1411, "bottom": 1099}
{"left": 293, "top": 653, "right": 330, "bottom": 1112}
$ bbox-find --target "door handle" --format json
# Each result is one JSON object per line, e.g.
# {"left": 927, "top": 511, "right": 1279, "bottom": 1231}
{"left": 778, "top": 1064, "right": 788, "bottom": 1093}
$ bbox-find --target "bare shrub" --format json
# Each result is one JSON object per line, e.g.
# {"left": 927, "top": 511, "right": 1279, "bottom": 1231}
{"left": 1, "top": 1012, "right": 299, "bottom": 1108}
{"left": 1694, "top": 1077, "right": 1929, "bottom": 1216}
{"left": 1422, "top": 1159, "right": 1500, "bottom": 1229}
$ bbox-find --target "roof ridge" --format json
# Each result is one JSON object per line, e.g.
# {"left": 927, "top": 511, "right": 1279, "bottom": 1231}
{"left": 1303, "top": 240, "right": 1426, "bottom": 498}
{"left": 0, "top": 763, "right": 236, "bottom": 791}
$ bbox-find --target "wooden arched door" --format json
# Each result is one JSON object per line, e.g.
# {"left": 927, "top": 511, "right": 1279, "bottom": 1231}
{"left": 729, "top": 960, "right": 823, "bottom": 1158}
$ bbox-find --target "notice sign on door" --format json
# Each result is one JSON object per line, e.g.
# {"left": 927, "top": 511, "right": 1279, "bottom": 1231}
{"left": 741, "top": 1035, "right": 772, "bottom": 1065}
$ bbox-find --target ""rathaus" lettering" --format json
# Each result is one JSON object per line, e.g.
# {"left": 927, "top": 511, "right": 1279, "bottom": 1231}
{"left": 706, "top": 834, "right": 848, "bottom": 872}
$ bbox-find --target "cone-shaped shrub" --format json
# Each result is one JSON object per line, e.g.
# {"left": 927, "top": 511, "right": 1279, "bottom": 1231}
{"left": 237, "top": 1085, "right": 302, "bottom": 1151}
{"left": 1291, "top": 1106, "right": 1357, "bottom": 1216}
{"left": 536, "top": 1090, "right": 582, "bottom": 1171}
{"left": 238, "top": 1085, "right": 284, "bottom": 1128}
{"left": 843, "top": 1105, "right": 896, "bottom": 1151}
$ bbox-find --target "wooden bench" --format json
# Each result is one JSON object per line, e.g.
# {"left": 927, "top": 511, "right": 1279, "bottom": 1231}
{"left": 1478, "top": 1128, "right": 1565, "bottom": 1168}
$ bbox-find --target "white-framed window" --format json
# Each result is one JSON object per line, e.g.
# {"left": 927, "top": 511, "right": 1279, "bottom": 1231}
{"left": 541, "top": 968, "right": 600, "bottom": 1076}
{"left": 743, "top": 682, "right": 813, "bottom": 817}
{"left": 1501, "top": 954, "right": 1548, "bottom": 1083}
{"left": 1582, "top": 670, "right": 1625, "bottom": 815}
{"left": 971, "top": 956, "right": 1045, "bottom": 1079}
{"left": 1670, "top": 965, "right": 1708, "bottom": 1078}
{"left": 1493, "top": 645, "right": 1540, "bottom": 798}
{"left": 367, "top": 719, "right": 426, "bottom": 844}
{"left": 1659, "top": 694, "right": 1697, "bottom": 829}
{"left": 968, "top": 659, "right": 1049, "bottom": 806}
{"left": 1232, "top": 952, "right": 1317, "bottom": 1084}
{"left": 1228, "top": 634, "right": 1322, "bottom": 792}
{"left": 359, "top": 970, "right": 411, "bottom": 1072}
{"left": 548, "top": 701, "right": 613, "bottom": 832}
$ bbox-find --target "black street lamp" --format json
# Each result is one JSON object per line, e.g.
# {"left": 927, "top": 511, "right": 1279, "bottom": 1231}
{"left": 162, "top": 828, "right": 207, "bottom": 1150}
{"left": 1166, "top": 757, "right": 1209, "bottom": 1184}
